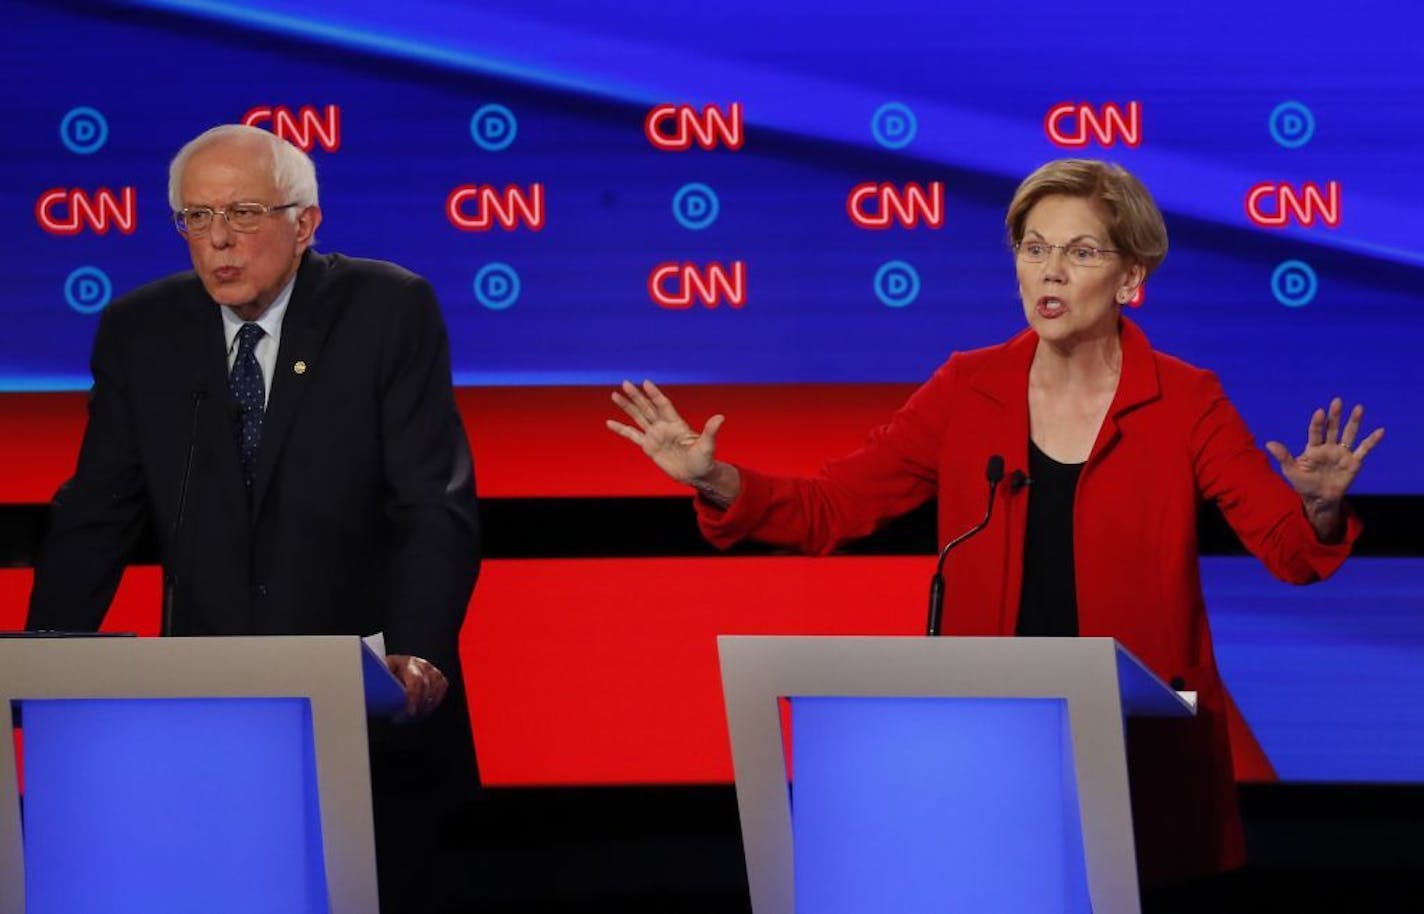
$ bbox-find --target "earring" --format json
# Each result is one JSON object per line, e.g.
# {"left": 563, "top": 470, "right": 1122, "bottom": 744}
{"left": 1116, "top": 291, "right": 1129, "bottom": 304}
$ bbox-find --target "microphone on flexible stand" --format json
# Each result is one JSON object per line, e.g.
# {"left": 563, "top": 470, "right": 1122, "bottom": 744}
{"left": 162, "top": 387, "right": 206, "bottom": 638}
{"left": 926, "top": 455, "right": 1005, "bottom": 637}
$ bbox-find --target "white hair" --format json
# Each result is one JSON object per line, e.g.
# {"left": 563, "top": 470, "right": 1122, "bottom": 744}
{"left": 167, "top": 124, "right": 319, "bottom": 214}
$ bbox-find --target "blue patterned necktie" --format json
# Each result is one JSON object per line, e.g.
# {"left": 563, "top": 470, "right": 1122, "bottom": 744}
{"left": 229, "top": 322, "right": 266, "bottom": 487}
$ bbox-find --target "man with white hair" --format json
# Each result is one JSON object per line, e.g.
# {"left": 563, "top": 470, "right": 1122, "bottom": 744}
{"left": 28, "top": 124, "right": 481, "bottom": 908}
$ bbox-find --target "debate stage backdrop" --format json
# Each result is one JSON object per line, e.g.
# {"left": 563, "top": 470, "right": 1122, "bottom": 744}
{"left": 2, "top": 0, "right": 1422, "bottom": 784}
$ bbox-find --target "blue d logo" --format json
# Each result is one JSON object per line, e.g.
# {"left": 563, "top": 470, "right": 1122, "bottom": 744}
{"left": 1270, "top": 260, "right": 1318, "bottom": 308}
{"left": 672, "top": 183, "right": 720, "bottom": 230}
{"left": 1268, "top": 101, "right": 1315, "bottom": 149}
{"left": 873, "top": 260, "right": 921, "bottom": 308}
{"left": 871, "top": 103, "right": 918, "bottom": 150}
{"left": 470, "top": 104, "right": 518, "bottom": 152}
{"left": 64, "top": 266, "right": 113, "bottom": 314}
{"left": 474, "top": 262, "right": 521, "bottom": 310}
{"left": 60, "top": 107, "right": 109, "bottom": 155}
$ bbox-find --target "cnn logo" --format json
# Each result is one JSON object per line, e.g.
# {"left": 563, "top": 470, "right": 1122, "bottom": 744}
{"left": 1245, "top": 182, "right": 1341, "bottom": 228}
{"left": 649, "top": 262, "right": 746, "bottom": 309}
{"left": 446, "top": 184, "right": 545, "bottom": 231}
{"left": 1045, "top": 102, "right": 1141, "bottom": 148}
{"left": 36, "top": 187, "right": 137, "bottom": 235}
{"left": 242, "top": 105, "right": 341, "bottom": 153}
{"left": 645, "top": 104, "right": 744, "bottom": 151}
{"left": 847, "top": 182, "right": 944, "bottom": 229}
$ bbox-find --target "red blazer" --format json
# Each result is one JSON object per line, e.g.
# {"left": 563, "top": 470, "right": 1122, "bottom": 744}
{"left": 698, "top": 317, "right": 1359, "bottom": 882}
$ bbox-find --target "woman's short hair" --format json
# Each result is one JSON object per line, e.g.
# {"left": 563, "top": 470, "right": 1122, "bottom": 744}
{"left": 1005, "top": 159, "right": 1167, "bottom": 276}
{"left": 167, "top": 124, "right": 319, "bottom": 214}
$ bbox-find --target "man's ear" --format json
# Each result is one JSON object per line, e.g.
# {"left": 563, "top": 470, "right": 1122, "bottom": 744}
{"left": 295, "top": 205, "right": 322, "bottom": 250}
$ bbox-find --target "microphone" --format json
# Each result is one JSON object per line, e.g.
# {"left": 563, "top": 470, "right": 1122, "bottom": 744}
{"left": 926, "top": 455, "right": 1004, "bottom": 637}
{"left": 162, "top": 386, "right": 206, "bottom": 638}
{"left": 1010, "top": 469, "right": 1031, "bottom": 493}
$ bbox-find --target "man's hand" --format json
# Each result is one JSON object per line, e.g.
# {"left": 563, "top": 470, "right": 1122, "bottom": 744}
{"left": 384, "top": 654, "right": 449, "bottom": 722}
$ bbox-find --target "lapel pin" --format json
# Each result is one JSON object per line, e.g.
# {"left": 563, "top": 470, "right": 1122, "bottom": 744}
{"left": 293, "top": 361, "right": 308, "bottom": 375}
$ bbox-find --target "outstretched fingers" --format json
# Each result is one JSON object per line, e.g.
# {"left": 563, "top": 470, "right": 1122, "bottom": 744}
{"left": 613, "top": 380, "right": 659, "bottom": 429}
{"left": 1324, "top": 397, "right": 1343, "bottom": 444}
{"left": 1355, "top": 426, "right": 1385, "bottom": 461}
{"left": 640, "top": 379, "right": 686, "bottom": 426}
{"left": 605, "top": 417, "right": 645, "bottom": 445}
{"left": 1338, "top": 403, "right": 1365, "bottom": 449}
{"left": 1305, "top": 406, "right": 1327, "bottom": 449}
{"left": 1314, "top": 398, "right": 1384, "bottom": 462}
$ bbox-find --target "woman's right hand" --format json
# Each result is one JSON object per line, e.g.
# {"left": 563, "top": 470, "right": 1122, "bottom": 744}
{"left": 606, "top": 380, "right": 725, "bottom": 487}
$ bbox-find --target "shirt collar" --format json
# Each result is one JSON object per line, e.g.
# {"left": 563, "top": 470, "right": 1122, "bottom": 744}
{"left": 222, "top": 273, "right": 297, "bottom": 355}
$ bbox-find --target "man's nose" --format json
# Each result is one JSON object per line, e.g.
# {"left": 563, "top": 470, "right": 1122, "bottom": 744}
{"left": 207, "top": 214, "right": 234, "bottom": 247}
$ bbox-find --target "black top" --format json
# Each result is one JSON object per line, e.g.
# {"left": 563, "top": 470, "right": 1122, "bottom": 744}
{"left": 1016, "top": 440, "right": 1083, "bottom": 637}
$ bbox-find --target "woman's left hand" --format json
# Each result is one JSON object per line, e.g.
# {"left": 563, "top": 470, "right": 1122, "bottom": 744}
{"left": 1265, "top": 397, "right": 1384, "bottom": 541}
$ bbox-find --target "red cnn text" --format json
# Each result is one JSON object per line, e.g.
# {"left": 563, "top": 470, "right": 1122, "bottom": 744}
{"left": 446, "top": 184, "right": 546, "bottom": 231}
{"left": 847, "top": 181, "right": 945, "bottom": 229}
{"left": 649, "top": 262, "right": 746, "bottom": 309}
{"left": 1245, "top": 181, "right": 1341, "bottom": 228}
{"left": 35, "top": 187, "right": 137, "bottom": 236}
{"left": 645, "top": 104, "right": 744, "bottom": 151}
{"left": 1045, "top": 102, "right": 1141, "bottom": 148}
{"left": 242, "top": 105, "right": 342, "bottom": 153}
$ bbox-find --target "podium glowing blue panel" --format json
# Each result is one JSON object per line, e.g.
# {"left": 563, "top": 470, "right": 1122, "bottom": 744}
{"left": 791, "top": 697, "right": 1091, "bottom": 914}
{"left": 20, "top": 698, "right": 329, "bottom": 914}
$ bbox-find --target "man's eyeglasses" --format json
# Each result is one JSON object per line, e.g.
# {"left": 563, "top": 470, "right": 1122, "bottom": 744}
{"left": 1014, "top": 241, "right": 1118, "bottom": 268}
{"left": 174, "top": 202, "right": 300, "bottom": 235}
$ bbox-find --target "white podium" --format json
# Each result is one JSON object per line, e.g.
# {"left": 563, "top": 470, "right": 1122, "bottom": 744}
{"left": 719, "top": 636, "right": 1195, "bottom": 914}
{"left": 0, "top": 635, "right": 404, "bottom": 914}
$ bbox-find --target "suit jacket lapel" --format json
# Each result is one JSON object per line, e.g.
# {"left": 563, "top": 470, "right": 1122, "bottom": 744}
{"left": 966, "top": 326, "right": 1036, "bottom": 476}
{"left": 961, "top": 329, "right": 1035, "bottom": 632}
{"left": 251, "top": 252, "right": 335, "bottom": 520}
{"left": 1091, "top": 316, "right": 1161, "bottom": 464}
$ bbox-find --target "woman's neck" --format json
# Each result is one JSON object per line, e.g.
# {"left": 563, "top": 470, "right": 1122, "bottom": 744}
{"left": 1030, "top": 324, "right": 1122, "bottom": 391}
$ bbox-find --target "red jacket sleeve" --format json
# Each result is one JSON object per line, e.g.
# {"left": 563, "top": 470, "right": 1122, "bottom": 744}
{"left": 1190, "top": 371, "right": 1359, "bottom": 583}
{"left": 696, "top": 357, "right": 958, "bottom": 553}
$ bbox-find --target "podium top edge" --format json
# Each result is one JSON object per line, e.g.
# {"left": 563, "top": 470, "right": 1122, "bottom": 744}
{"left": 0, "top": 635, "right": 380, "bottom": 699}
{"left": 716, "top": 635, "right": 1122, "bottom": 652}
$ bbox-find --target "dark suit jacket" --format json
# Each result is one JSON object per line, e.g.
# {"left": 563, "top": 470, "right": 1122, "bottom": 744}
{"left": 28, "top": 251, "right": 481, "bottom": 681}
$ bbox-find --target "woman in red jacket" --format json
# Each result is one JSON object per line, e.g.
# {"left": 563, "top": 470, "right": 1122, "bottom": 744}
{"left": 606, "top": 159, "right": 1383, "bottom": 903}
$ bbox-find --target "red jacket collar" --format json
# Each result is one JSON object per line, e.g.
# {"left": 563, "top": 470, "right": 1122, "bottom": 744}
{"left": 966, "top": 315, "right": 1162, "bottom": 421}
